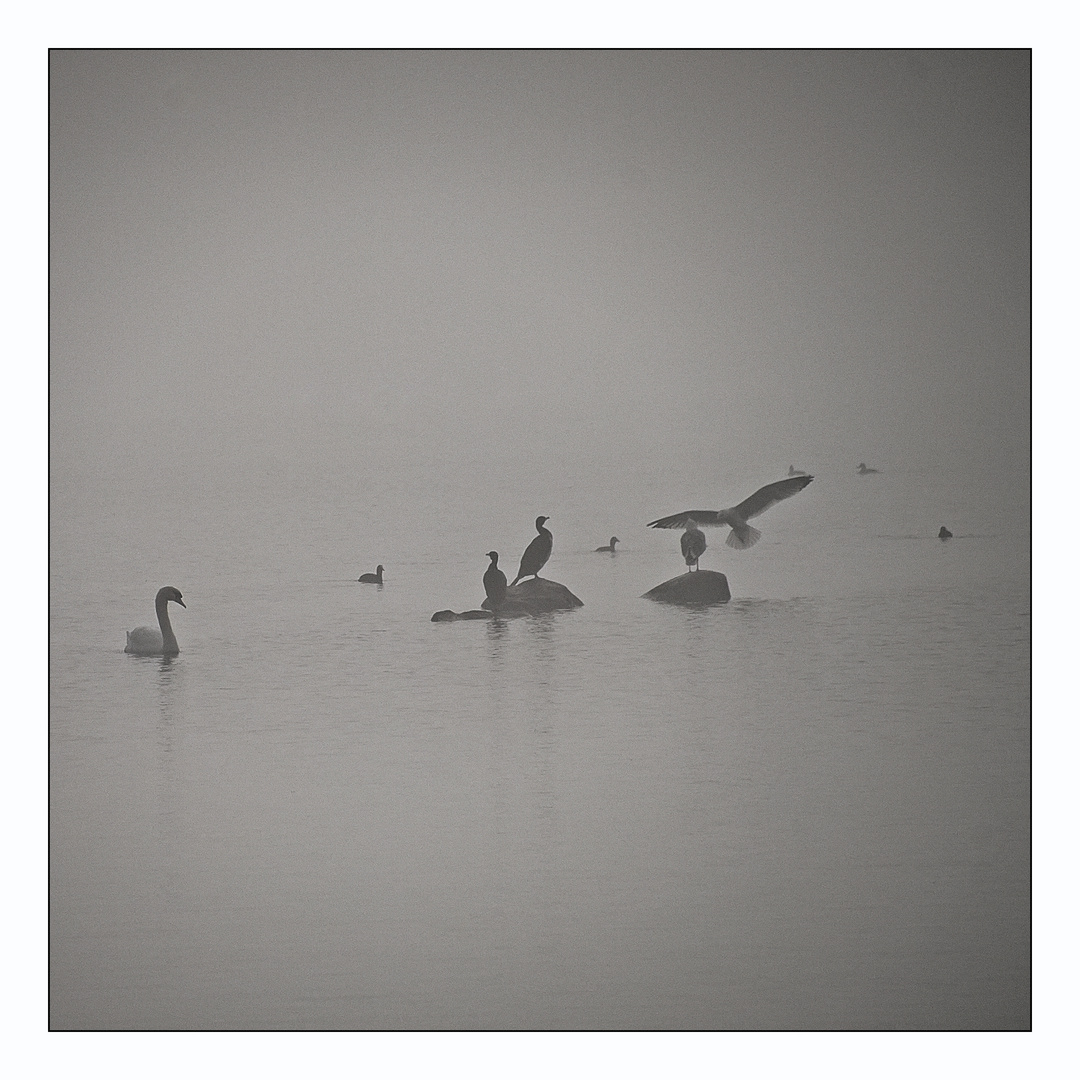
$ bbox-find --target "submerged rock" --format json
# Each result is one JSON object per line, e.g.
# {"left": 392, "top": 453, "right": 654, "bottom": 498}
{"left": 480, "top": 577, "right": 583, "bottom": 615}
{"left": 431, "top": 609, "right": 493, "bottom": 622}
{"left": 433, "top": 579, "right": 583, "bottom": 621}
{"left": 643, "top": 569, "right": 730, "bottom": 606}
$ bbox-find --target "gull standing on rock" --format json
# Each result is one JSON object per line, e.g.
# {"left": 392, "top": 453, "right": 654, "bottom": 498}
{"left": 680, "top": 521, "right": 706, "bottom": 571}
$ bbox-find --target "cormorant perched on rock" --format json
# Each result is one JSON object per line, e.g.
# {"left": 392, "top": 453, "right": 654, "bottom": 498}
{"left": 857, "top": 463, "right": 879, "bottom": 474}
{"left": 938, "top": 526, "right": 953, "bottom": 539}
{"left": 358, "top": 564, "right": 384, "bottom": 584}
{"left": 511, "top": 516, "right": 552, "bottom": 586}
{"left": 595, "top": 536, "right": 619, "bottom": 552}
{"left": 483, "top": 551, "right": 507, "bottom": 610}
{"left": 680, "top": 521, "right": 707, "bottom": 571}
{"left": 647, "top": 475, "right": 813, "bottom": 550}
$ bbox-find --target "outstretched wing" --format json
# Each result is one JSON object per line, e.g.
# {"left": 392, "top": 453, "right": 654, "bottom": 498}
{"left": 646, "top": 510, "right": 728, "bottom": 530}
{"left": 647, "top": 476, "right": 813, "bottom": 530}
{"left": 731, "top": 475, "right": 813, "bottom": 521}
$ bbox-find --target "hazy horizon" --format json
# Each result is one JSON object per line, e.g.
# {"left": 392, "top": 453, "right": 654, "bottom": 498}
{"left": 47, "top": 47, "right": 1033, "bottom": 1040}
{"left": 51, "top": 50, "right": 1030, "bottom": 504}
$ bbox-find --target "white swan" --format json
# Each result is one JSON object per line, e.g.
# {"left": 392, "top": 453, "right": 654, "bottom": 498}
{"left": 125, "top": 586, "right": 186, "bottom": 656}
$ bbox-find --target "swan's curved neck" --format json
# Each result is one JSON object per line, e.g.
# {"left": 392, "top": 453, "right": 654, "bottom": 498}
{"left": 155, "top": 594, "right": 179, "bottom": 655}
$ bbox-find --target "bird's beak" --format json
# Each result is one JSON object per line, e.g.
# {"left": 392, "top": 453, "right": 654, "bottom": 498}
{"left": 177, "top": 598, "right": 187, "bottom": 608}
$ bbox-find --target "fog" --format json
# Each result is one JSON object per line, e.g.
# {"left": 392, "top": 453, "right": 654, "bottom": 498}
{"left": 51, "top": 49, "right": 1029, "bottom": 500}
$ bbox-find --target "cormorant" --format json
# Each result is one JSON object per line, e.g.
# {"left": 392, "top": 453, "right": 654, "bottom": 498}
{"left": 680, "top": 521, "right": 707, "bottom": 571}
{"left": 358, "top": 564, "right": 384, "bottom": 584}
{"left": 595, "top": 536, "right": 619, "bottom": 552}
{"left": 647, "top": 475, "right": 814, "bottom": 550}
{"left": 938, "top": 526, "right": 953, "bottom": 539}
{"left": 483, "top": 551, "right": 507, "bottom": 609}
{"left": 511, "top": 516, "right": 552, "bottom": 586}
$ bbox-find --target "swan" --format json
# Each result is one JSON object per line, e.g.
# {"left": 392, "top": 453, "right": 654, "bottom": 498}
{"left": 511, "top": 516, "right": 552, "bottom": 586}
{"left": 358, "top": 565, "right": 384, "bottom": 584}
{"left": 125, "top": 586, "right": 185, "bottom": 656}
{"left": 938, "top": 526, "right": 953, "bottom": 539}
{"left": 647, "top": 475, "right": 814, "bottom": 550}
{"left": 595, "top": 536, "right": 619, "bottom": 552}
{"left": 680, "top": 521, "right": 706, "bottom": 571}
{"left": 483, "top": 551, "right": 507, "bottom": 610}
{"left": 857, "top": 463, "right": 879, "bottom": 474}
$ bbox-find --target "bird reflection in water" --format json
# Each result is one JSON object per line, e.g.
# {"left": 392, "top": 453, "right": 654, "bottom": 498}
{"left": 485, "top": 615, "right": 510, "bottom": 665}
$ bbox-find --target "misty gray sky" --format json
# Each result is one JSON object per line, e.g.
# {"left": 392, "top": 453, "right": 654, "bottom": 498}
{"left": 50, "top": 50, "right": 1029, "bottom": 488}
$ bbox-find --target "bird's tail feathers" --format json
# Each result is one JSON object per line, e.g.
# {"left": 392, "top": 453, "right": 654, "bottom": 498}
{"left": 510, "top": 575, "right": 522, "bottom": 587}
{"left": 726, "top": 524, "right": 761, "bottom": 550}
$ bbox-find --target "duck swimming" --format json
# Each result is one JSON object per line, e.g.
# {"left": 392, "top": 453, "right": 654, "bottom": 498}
{"left": 595, "top": 536, "right": 619, "bottom": 552}
{"left": 511, "top": 516, "right": 552, "bottom": 586}
{"left": 647, "top": 475, "right": 813, "bottom": 550}
{"left": 938, "top": 526, "right": 953, "bottom": 539}
{"left": 358, "top": 565, "right": 384, "bottom": 584}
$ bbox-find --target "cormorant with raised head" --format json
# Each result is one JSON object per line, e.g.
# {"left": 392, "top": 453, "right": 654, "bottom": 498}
{"left": 647, "top": 475, "right": 813, "bottom": 550}
{"left": 595, "top": 536, "right": 619, "bottom": 552}
{"left": 511, "top": 516, "right": 552, "bottom": 586}
{"left": 483, "top": 551, "right": 507, "bottom": 609}
{"left": 680, "top": 521, "right": 706, "bottom": 571}
{"left": 358, "top": 564, "right": 384, "bottom": 584}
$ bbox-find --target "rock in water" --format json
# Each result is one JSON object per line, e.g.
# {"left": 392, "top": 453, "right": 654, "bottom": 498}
{"left": 431, "top": 609, "right": 493, "bottom": 622}
{"left": 642, "top": 570, "right": 730, "bottom": 605}
{"left": 480, "top": 577, "right": 583, "bottom": 614}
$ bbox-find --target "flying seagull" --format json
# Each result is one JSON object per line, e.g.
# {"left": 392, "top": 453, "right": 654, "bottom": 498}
{"left": 646, "top": 475, "right": 813, "bottom": 550}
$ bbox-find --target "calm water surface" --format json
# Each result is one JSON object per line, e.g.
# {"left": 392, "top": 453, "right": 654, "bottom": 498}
{"left": 50, "top": 456, "right": 1030, "bottom": 1029}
